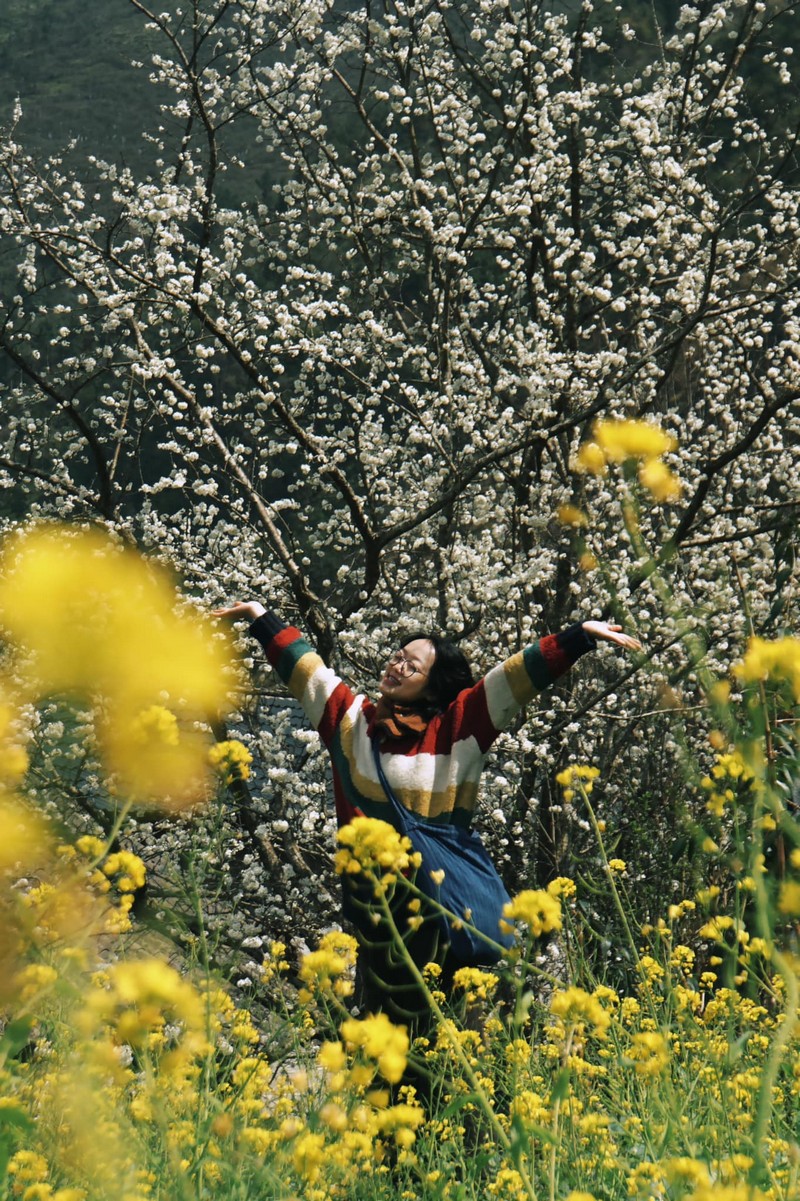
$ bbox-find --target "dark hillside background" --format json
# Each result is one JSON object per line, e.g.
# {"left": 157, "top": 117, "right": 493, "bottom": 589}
{"left": 0, "top": 0, "right": 162, "bottom": 166}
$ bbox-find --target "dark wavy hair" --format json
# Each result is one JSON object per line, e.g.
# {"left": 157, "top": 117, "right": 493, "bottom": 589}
{"left": 400, "top": 632, "right": 475, "bottom": 716}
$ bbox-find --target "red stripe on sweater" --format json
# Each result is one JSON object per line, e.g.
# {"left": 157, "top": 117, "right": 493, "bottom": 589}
{"left": 266, "top": 624, "right": 303, "bottom": 665}
{"left": 540, "top": 632, "right": 571, "bottom": 677}
{"left": 435, "top": 680, "right": 498, "bottom": 755}
{"left": 318, "top": 679, "right": 356, "bottom": 745}
{"left": 333, "top": 778, "right": 363, "bottom": 827}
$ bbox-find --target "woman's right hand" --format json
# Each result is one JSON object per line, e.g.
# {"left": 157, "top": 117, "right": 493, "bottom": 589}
{"left": 212, "top": 600, "right": 267, "bottom": 622}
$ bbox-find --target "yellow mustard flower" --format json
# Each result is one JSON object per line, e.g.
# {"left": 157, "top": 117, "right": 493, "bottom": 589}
{"left": 335, "top": 816, "right": 420, "bottom": 881}
{"left": 550, "top": 987, "right": 611, "bottom": 1037}
{"left": 103, "top": 850, "right": 147, "bottom": 893}
{"left": 669, "top": 945, "right": 695, "bottom": 975}
{"left": 292, "top": 1131, "right": 326, "bottom": 1181}
{"left": 487, "top": 1167, "right": 529, "bottom": 1201}
{"left": 208, "top": 738, "right": 253, "bottom": 784}
{"left": 299, "top": 931, "right": 358, "bottom": 999}
{"left": 452, "top": 967, "right": 499, "bottom": 1002}
{"left": 7, "top": 1151, "right": 50, "bottom": 1185}
{"left": 662, "top": 1157, "right": 711, "bottom": 1187}
{"left": 626, "top": 1031, "right": 670, "bottom": 1077}
{"left": 501, "top": 889, "right": 562, "bottom": 938}
{"left": 510, "top": 1090, "right": 550, "bottom": 1125}
{"left": 262, "top": 940, "right": 291, "bottom": 983}
{"left": 548, "top": 876, "right": 577, "bottom": 899}
{"left": 555, "top": 763, "right": 600, "bottom": 803}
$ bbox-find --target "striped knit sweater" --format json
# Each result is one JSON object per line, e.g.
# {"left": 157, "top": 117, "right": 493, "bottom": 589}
{"left": 250, "top": 614, "right": 595, "bottom": 831}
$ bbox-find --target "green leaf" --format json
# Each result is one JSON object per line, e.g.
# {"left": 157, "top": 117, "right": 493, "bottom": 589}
{"left": 441, "top": 1092, "right": 479, "bottom": 1119}
{"left": 0, "top": 1106, "right": 34, "bottom": 1134}
{"left": 550, "top": 1067, "right": 571, "bottom": 1104}
{"left": 0, "top": 1018, "right": 34, "bottom": 1060}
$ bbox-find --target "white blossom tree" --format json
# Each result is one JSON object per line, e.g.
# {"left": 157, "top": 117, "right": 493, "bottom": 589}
{"left": 1, "top": 0, "right": 799, "bottom": 957}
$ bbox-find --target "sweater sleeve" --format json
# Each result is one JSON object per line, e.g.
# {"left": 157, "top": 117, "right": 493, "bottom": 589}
{"left": 437, "top": 623, "right": 596, "bottom": 753}
{"left": 249, "top": 612, "right": 359, "bottom": 748}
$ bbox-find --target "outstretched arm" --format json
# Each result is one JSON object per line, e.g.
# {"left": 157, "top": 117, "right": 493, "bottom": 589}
{"left": 440, "top": 620, "right": 641, "bottom": 750}
{"left": 581, "top": 621, "right": 642, "bottom": 652}
{"left": 214, "top": 600, "right": 358, "bottom": 747}
{"left": 213, "top": 600, "right": 267, "bottom": 622}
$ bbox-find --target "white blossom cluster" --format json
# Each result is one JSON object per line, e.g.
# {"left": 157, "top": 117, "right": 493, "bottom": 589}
{"left": 1, "top": 0, "right": 798, "bottom": 960}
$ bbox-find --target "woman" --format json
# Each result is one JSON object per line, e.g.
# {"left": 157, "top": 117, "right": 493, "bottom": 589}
{"left": 216, "top": 601, "right": 641, "bottom": 1024}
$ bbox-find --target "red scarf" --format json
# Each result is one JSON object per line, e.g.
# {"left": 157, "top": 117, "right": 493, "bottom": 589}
{"left": 372, "top": 698, "right": 429, "bottom": 740}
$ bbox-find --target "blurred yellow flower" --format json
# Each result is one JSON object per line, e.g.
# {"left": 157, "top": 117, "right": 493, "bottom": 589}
{"left": 7, "top": 1150, "right": 49, "bottom": 1186}
{"left": 12, "top": 962, "right": 58, "bottom": 1004}
{"left": 318, "top": 1041, "right": 347, "bottom": 1074}
{"left": 735, "top": 635, "right": 800, "bottom": 701}
{"left": 0, "top": 692, "right": 29, "bottom": 787}
{"left": 638, "top": 457, "right": 682, "bottom": 502}
{"left": 777, "top": 880, "right": 800, "bottom": 917}
{"left": 575, "top": 442, "right": 607, "bottom": 475}
{"left": 574, "top": 419, "right": 681, "bottom": 503}
{"left": 292, "top": 1131, "right": 326, "bottom": 1181}
{"left": 594, "top": 418, "right": 676, "bottom": 462}
{"left": 0, "top": 795, "right": 49, "bottom": 871}
{"left": 129, "top": 704, "right": 180, "bottom": 747}
{"left": 0, "top": 525, "right": 239, "bottom": 810}
{"left": 557, "top": 504, "right": 589, "bottom": 528}
{"left": 340, "top": 1013, "right": 409, "bottom": 1084}
{"left": 81, "top": 957, "right": 206, "bottom": 1064}
{"left": 0, "top": 525, "right": 233, "bottom": 708}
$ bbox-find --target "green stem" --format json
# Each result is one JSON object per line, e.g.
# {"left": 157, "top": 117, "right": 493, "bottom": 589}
{"left": 547, "top": 1030, "right": 573, "bottom": 1201}
{"left": 577, "top": 785, "right": 643, "bottom": 979}
{"left": 373, "top": 881, "right": 540, "bottom": 1201}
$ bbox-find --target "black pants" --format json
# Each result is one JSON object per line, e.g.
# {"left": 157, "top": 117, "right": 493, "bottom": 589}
{"left": 347, "top": 883, "right": 455, "bottom": 1033}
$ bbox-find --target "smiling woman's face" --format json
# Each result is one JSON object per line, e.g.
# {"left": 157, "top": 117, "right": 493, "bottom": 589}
{"left": 378, "top": 637, "right": 436, "bottom": 704}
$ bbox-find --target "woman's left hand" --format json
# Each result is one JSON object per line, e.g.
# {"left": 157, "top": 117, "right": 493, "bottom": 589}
{"left": 582, "top": 620, "right": 642, "bottom": 651}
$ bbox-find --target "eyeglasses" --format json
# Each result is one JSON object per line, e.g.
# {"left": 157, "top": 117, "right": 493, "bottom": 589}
{"left": 387, "top": 650, "right": 429, "bottom": 679}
